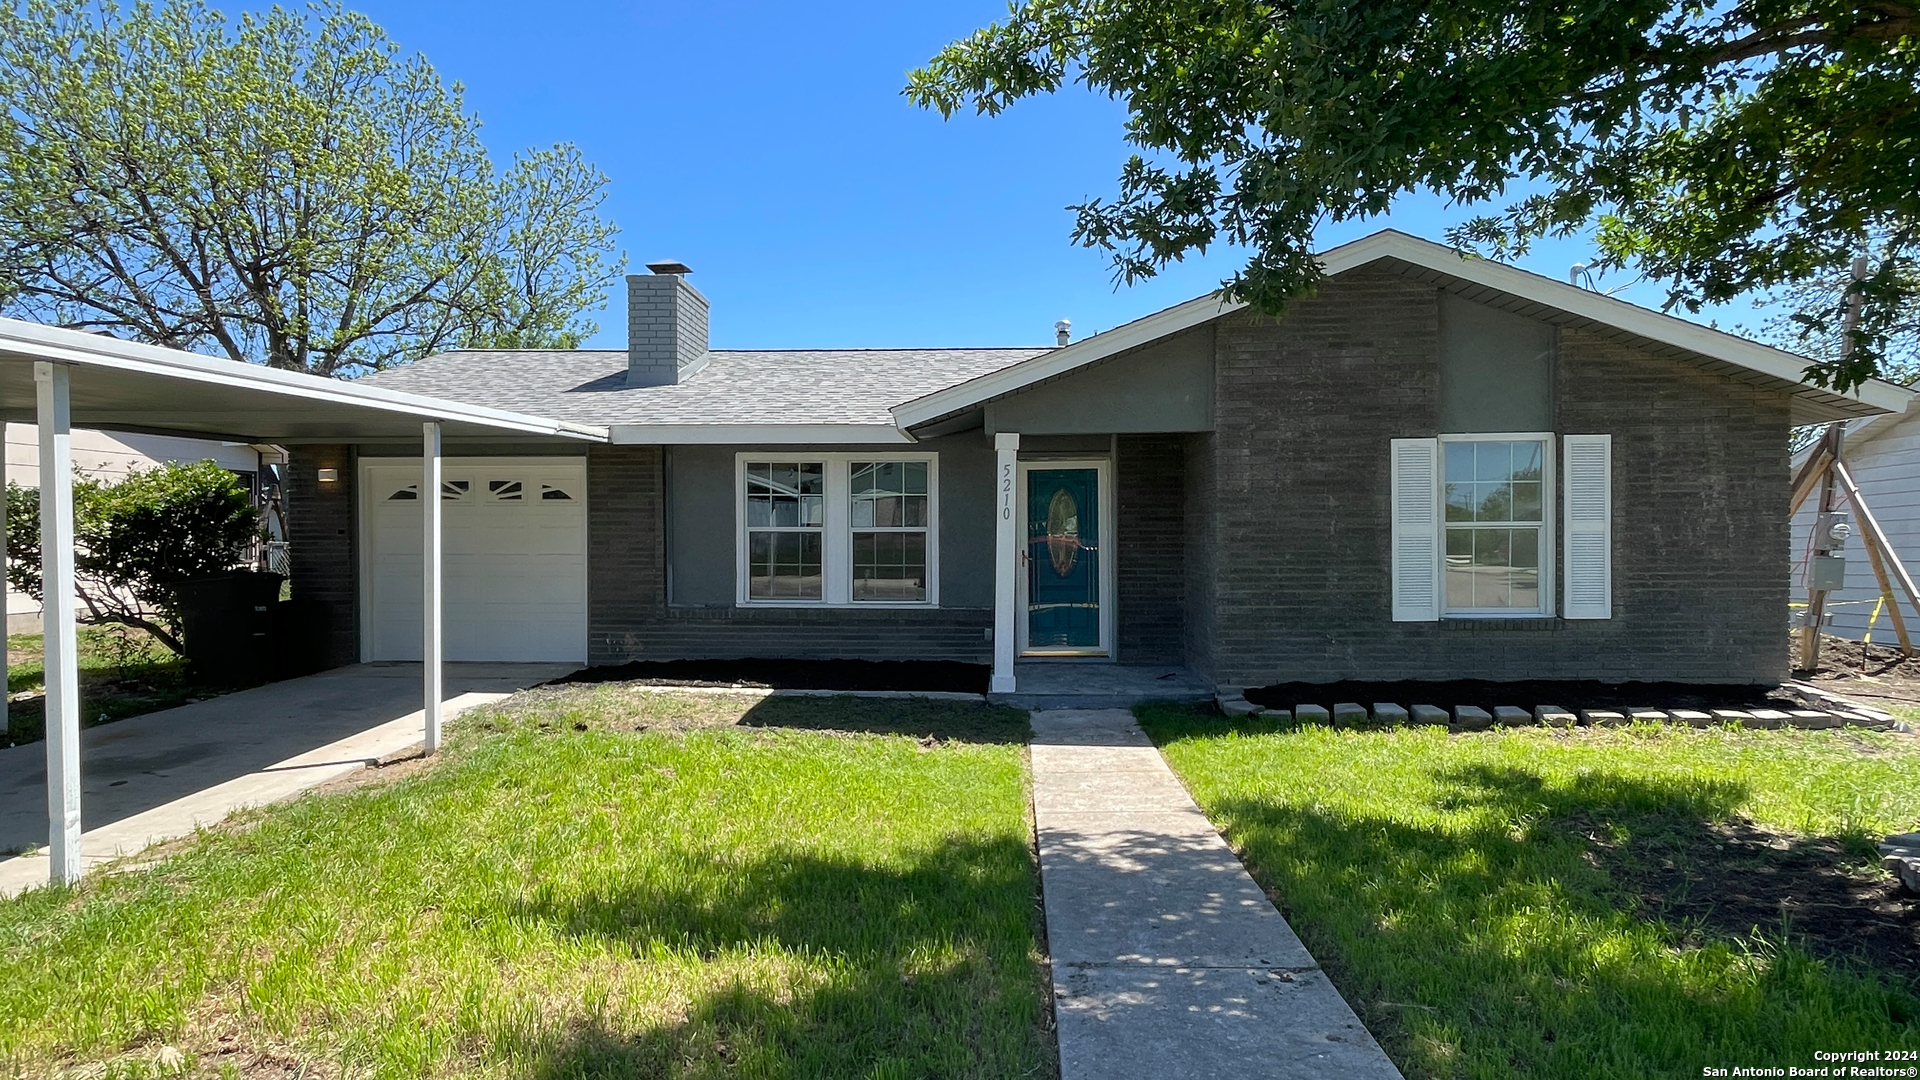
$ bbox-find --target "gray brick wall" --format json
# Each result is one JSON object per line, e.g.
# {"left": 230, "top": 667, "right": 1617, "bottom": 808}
{"left": 1203, "top": 265, "right": 1794, "bottom": 687}
{"left": 587, "top": 443, "right": 992, "bottom": 665}
{"left": 1183, "top": 432, "right": 1219, "bottom": 680}
{"left": 587, "top": 444, "right": 667, "bottom": 659}
{"left": 286, "top": 445, "right": 357, "bottom": 669}
{"left": 626, "top": 274, "right": 709, "bottom": 387}
{"left": 1117, "top": 434, "right": 1185, "bottom": 663}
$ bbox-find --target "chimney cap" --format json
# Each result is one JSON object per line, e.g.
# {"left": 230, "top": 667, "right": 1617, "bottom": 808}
{"left": 646, "top": 260, "right": 693, "bottom": 275}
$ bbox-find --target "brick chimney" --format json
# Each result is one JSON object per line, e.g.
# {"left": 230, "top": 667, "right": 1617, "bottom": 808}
{"left": 627, "top": 261, "right": 709, "bottom": 386}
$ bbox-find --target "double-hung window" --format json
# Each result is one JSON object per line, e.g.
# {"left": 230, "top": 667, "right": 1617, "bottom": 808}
{"left": 850, "top": 460, "right": 930, "bottom": 601}
{"left": 744, "top": 461, "right": 825, "bottom": 600}
{"left": 738, "top": 454, "right": 938, "bottom": 606}
{"left": 1442, "top": 435, "right": 1550, "bottom": 615}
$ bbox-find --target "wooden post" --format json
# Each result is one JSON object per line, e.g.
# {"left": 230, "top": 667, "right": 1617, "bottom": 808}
{"left": 1799, "top": 425, "right": 1843, "bottom": 669}
{"left": 1799, "top": 255, "right": 1874, "bottom": 670}
{"left": 1854, "top": 516, "right": 1913, "bottom": 655}
{"left": 1833, "top": 458, "right": 1920, "bottom": 656}
{"left": 1789, "top": 442, "right": 1834, "bottom": 516}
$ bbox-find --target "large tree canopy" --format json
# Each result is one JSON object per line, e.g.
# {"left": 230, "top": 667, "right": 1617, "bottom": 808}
{"left": 0, "top": 0, "right": 621, "bottom": 377}
{"left": 908, "top": 0, "right": 1919, "bottom": 391}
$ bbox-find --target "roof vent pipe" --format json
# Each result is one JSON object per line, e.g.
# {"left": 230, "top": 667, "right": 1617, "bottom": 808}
{"left": 1055, "top": 319, "right": 1072, "bottom": 346}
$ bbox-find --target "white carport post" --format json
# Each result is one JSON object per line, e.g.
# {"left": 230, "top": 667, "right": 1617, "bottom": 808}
{"left": 36, "top": 361, "right": 81, "bottom": 883}
{"left": 423, "top": 421, "right": 443, "bottom": 754}
{"left": 992, "top": 432, "right": 1019, "bottom": 693}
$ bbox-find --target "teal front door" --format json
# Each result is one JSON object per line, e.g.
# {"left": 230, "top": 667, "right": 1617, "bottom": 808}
{"left": 1025, "top": 467, "right": 1102, "bottom": 651}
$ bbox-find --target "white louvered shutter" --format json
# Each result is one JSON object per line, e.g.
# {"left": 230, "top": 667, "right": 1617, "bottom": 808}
{"left": 1562, "top": 434, "right": 1613, "bottom": 619}
{"left": 1390, "top": 438, "right": 1441, "bottom": 622}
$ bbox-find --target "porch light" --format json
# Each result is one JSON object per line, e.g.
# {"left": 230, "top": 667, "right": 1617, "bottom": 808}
{"left": 317, "top": 468, "right": 338, "bottom": 483}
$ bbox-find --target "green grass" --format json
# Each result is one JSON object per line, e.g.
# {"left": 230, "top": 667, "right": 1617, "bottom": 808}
{"left": 1139, "top": 705, "right": 1920, "bottom": 1079}
{"left": 0, "top": 687, "right": 1052, "bottom": 1079}
{"left": 6, "top": 627, "right": 197, "bottom": 746}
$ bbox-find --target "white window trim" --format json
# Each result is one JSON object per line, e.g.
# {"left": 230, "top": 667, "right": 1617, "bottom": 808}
{"left": 1437, "top": 432, "right": 1556, "bottom": 618}
{"left": 734, "top": 452, "right": 940, "bottom": 608}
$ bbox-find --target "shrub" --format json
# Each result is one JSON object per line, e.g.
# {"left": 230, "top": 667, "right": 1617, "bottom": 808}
{"left": 6, "top": 461, "right": 259, "bottom": 653}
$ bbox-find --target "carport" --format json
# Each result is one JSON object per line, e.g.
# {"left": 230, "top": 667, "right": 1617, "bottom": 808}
{"left": 0, "top": 317, "right": 607, "bottom": 885}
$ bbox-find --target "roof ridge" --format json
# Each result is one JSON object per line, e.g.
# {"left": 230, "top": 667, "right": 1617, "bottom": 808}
{"left": 438, "top": 345, "right": 1052, "bottom": 355}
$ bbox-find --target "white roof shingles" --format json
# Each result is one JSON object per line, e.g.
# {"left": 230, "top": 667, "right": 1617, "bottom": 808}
{"left": 356, "top": 347, "right": 1048, "bottom": 429}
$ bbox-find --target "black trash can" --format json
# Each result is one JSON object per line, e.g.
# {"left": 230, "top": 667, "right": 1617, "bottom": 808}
{"left": 269, "top": 597, "right": 333, "bottom": 680}
{"left": 170, "top": 571, "right": 284, "bottom": 686}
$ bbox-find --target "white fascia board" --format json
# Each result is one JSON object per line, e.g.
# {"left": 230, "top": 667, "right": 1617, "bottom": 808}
{"left": 891, "top": 291, "right": 1246, "bottom": 429}
{"left": 892, "top": 229, "right": 1913, "bottom": 428}
{"left": 0, "top": 317, "right": 609, "bottom": 440}
{"left": 610, "top": 423, "right": 916, "bottom": 445}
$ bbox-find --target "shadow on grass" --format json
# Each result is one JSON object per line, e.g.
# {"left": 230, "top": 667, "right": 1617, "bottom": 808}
{"left": 1140, "top": 711, "right": 1920, "bottom": 1075}
{"left": 738, "top": 695, "right": 1033, "bottom": 746}
{"left": 497, "top": 834, "right": 1052, "bottom": 1079}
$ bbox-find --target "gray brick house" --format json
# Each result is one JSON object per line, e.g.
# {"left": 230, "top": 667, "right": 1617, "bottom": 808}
{"left": 289, "top": 231, "right": 1912, "bottom": 692}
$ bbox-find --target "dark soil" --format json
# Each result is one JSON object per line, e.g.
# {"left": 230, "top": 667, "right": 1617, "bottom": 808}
{"left": 1793, "top": 631, "right": 1920, "bottom": 711}
{"left": 1559, "top": 811, "right": 1920, "bottom": 988}
{"left": 1244, "top": 679, "right": 1795, "bottom": 713}
{"left": 552, "top": 657, "right": 990, "bottom": 694}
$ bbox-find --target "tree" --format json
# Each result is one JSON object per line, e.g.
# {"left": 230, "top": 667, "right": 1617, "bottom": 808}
{"left": 0, "top": 0, "right": 622, "bottom": 377}
{"left": 908, "top": 0, "right": 1920, "bottom": 391}
{"left": 6, "top": 461, "right": 260, "bottom": 654}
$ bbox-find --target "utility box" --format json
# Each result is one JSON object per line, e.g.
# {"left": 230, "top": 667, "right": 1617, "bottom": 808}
{"left": 1810, "top": 555, "right": 1847, "bottom": 591}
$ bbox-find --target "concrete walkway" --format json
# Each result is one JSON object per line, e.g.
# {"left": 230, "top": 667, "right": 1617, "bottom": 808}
{"left": 1031, "top": 708, "right": 1404, "bottom": 1079}
{"left": 0, "top": 662, "right": 573, "bottom": 896}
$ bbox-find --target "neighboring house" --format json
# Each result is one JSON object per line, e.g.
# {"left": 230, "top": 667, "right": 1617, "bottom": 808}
{"left": 287, "top": 230, "right": 1911, "bottom": 690}
{"left": 3, "top": 426, "right": 281, "bottom": 633}
{"left": 1788, "top": 413, "right": 1920, "bottom": 643}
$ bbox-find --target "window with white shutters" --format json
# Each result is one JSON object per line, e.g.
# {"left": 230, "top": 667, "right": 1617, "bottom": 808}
{"left": 1561, "top": 434, "right": 1613, "bottom": 619}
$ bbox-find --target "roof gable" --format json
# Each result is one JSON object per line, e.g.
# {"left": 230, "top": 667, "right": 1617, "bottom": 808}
{"left": 891, "top": 230, "right": 1913, "bottom": 431}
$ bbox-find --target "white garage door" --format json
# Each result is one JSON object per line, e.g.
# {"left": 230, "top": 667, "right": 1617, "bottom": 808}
{"left": 362, "top": 457, "right": 587, "bottom": 662}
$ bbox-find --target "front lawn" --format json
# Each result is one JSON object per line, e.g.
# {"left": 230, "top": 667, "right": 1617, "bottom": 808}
{"left": 1140, "top": 706, "right": 1920, "bottom": 1079}
{"left": 0, "top": 687, "right": 1052, "bottom": 1079}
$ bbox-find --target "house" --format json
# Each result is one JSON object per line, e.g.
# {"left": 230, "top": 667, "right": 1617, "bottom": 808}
{"left": 3, "top": 425, "right": 283, "bottom": 633}
{"left": 287, "top": 230, "right": 1911, "bottom": 692}
{"left": 1789, "top": 414, "right": 1920, "bottom": 644}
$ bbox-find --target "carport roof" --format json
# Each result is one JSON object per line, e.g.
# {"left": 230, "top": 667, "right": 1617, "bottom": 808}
{"left": 0, "top": 318, "right": 608, "bottom": 444}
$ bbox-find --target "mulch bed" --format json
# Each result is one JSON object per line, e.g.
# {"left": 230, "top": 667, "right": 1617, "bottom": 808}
{"left": 551, "top": 657, "right": 990, "bottom": 694}
{"left": 1561, "top": 811, "right": 1920, "bottom": 989}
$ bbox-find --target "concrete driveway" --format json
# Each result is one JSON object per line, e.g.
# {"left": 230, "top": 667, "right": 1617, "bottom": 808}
{"left": 0, "top": 662, "right": 573, "bottom": 896}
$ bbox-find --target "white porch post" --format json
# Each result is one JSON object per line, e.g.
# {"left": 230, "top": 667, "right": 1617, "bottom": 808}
{"left": 992, "top": 432, "right": 1019, "bottom": 694}
{"left": 422, "top": 422, "right": 442, "bottom": 754}
{"left": 36, "top": 362, "right": 81, "bottom": 883}
{"left": 1, "top": 426, "right": 8, "bottom": 742}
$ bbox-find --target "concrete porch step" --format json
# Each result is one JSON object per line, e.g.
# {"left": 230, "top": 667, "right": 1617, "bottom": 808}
{"left": 989, "top": 663, "right": 1214, "bottom": 710}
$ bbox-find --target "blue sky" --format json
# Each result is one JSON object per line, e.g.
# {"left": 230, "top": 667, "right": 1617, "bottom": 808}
{"left": 354, "top": 0, "right": 1762, "bottom": 350}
